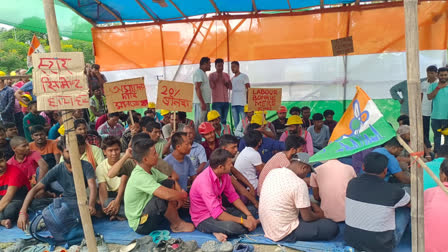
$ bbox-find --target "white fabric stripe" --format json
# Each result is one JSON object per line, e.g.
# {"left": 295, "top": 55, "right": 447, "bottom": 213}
{"left": 394, "top": 192, "right": 410, "bottom": 208}
{"left": 345, "top": 197, "right": 397, "bottom": 232}
{"left": 103, "top": 50, "right": 447, "bottom": 102}
{"left": 358, "top": 100, "right": 383, "bottom": 133}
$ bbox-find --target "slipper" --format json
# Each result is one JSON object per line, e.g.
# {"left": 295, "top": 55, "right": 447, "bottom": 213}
{"left": 149, "top": 230, "right": 171, "bottom": 244}
{"left": 233, "top": 244, "right": 254, "bottom": 252}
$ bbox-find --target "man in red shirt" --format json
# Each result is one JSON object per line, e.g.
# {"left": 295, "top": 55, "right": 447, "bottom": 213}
{"left": 0, "top": 152, "right": 30, "bottom": 228}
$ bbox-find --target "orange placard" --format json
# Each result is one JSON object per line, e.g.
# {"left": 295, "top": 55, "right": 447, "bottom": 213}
{"left": 247, "top": 88, "right": 282, "bottom": 111}
{"left": 156, "top": 80, "right": 194, "bottom": 112}
{"left": 331, "top": 36, "right": 354, "bottom": 56}
{"left": 104, "top": 77, "right": 148, "bottom": 113}
{"left": 32, "top": 52, "right": 89, "bottom": 111}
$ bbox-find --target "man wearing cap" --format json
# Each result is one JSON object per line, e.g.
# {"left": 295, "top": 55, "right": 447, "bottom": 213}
{"left": 207, "top": 110, "right": 232, "bottom": 138}
{"left": 209, "top": 59, "right": 231, "bottom": 125}
{"left": 193, "top": 57, "right": 212, "bottom": 127}
{"left": 251, "top": 111, "right": 276, "bottom": 139}
{"left": 259, "top": 153, "right": 339, "bottom": 242}
{"left": 279, "top": 115, "right": 314, "bottom": 156}
{"left": 146, "top": 102, "right": 163, "bottom": 122}
{"left": 198, "top": 122, "right": 219, "bottom": 160}
{"left": 234, "top": 105, "right": 253, "bottom": 138}
{"left": 272, "top": 106, "right": 288, "bottom": 139}
{"left": 160, "top": 110, "right": 171, "bottom": 127}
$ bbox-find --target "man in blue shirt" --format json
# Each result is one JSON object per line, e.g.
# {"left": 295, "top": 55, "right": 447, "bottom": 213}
{"left": 183, "top": 125, "right": 207, "bottom": 174}
{"left": 239, "top": 123, "right": 285, "bottom": 163}
{"left": 424, "top": 145, "right": 448, "bottom": 190}
{"left": 372, "top": 138, "right": 410, "bottom": 184}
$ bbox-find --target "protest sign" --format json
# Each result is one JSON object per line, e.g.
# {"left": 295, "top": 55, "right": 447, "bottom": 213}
{"left": 104, "top": 77, "right": 148, "bottom": 113}
{"left": 331, "top": 36, "right": 354, "bottom": 56}
{"left": 247, "top": 88, "right": 282, "bottom": 111}
{"left": 156, "top": 80, "right": 194, "bottom": 112}
{"left": 32, "top": 52, "right": 89, "bottom": 111}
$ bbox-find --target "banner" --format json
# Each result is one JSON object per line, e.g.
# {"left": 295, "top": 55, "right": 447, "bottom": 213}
{"left": 32, "top": 52, "right": 89, "bottom": 111}
{"left": 310, "top": 86, "right": 396, "bottom": 162}
{"left": 247, "top": 88, "right": 282, "bottom": 111}
{"left": 156, "top": 80, "right": 194, "bottom": 112}
{"left": 104, "top": 77, "right": 148, "bottom": 113}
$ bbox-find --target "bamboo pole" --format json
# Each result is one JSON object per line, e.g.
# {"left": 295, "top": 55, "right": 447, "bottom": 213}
{"left": 403, "top": 0, "right": 424, "bottom": 251}
{"left": 42, "top": 1, "right": 98, "bottom": 251}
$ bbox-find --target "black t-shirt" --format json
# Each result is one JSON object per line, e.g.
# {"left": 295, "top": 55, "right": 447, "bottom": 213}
{"left": 0, "top": 139, "right": 14, "bottom": 160}
{"left": 40, "top": 160, "right": 95, "bottom": 199}
{"left": 272, "top": 118, "right": 287, "bottom": 139}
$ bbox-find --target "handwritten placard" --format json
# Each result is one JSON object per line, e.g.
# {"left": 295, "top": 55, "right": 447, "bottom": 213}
{"left": 32, "top": 52, "right": 89, "bottom": 110}
{"left": 156, "top": 81, "right": 194, "bottom": 112}
{"left": 247, "top": 88, "right": 282, "bottom": 111}
{"left": 331, "top": 36, "right": 354, "bottom": 56}
{"left": 104, "top": 77, "right": 148, "bottom": 113}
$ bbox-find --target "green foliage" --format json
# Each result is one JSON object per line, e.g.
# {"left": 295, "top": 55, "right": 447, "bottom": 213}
{"left": 0, "top": 27, "right": 94, "bottom": 73}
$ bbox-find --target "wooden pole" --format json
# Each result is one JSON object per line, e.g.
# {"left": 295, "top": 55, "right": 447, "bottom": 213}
{"left": 173, "top": 112, "right": 177, "bottom": 132}
{"left": 403, "top": 0, "right": 424, "bottom": 251}
{"left": 42, "top": 1, "right": 98, "bottom": 251}
{"left": 129, "top": 111, "right": 135, "bottom": 125}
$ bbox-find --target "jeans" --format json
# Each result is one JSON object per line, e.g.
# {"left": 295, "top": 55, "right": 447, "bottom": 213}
{"left": 431, "top": 119, "right": 448, "bottom": 153}
{"left": 281, "top": 218, "right": 339, "bottom": 242}
{"left": 232, "top": 106, "right": 245, "bottom": 129}
{"left": 394, "top": 207, "right": 410, "bottom": 246}
{"left": 212, "top": 102, "right": 230, "bottom": 125}
{"left": 196, "top": 206, "right": 258, "bottom": 237}
{"left": 194, "top": 103, "right": 210, "bottom": 127}
{"left": 423, "top": 116, "right": 431, "bottom": 148}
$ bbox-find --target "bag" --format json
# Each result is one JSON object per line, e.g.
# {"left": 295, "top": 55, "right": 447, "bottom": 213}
{"left": 30, "top": 198, "right": 84, "bottom": 250}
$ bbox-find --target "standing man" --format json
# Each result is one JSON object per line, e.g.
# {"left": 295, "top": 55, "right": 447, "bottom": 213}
{"left": 390, "top": 80, "right": 409, "bottom": 116}
{"left": 0, "top": 79, "right": 15, "bottom": 123}
{"left": 88, "top": 64, "right": 107, "bottom": 93}
{"left": 421, "top": 65, "right": 438, "bottom": 148}
{"left": 193, "top": 57, "right": 212, "bottom": 126}
{"left": 209, "top": 59, "right": 231, "bottom": 125}
{"left": 272, "top": 106, "right": 288, "bottom": 139}
{"left": 427, "top": 67, "right": 448, "bottom": 154}
{"left": 89, "top": 86, "right": 107, "bottom": 124}
{"left": 230, "top": 61, "right": 250, "bottom": 128}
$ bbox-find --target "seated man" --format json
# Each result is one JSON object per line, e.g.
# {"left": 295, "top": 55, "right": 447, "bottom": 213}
{"left": 8, "top": 136, "right": 49, "bottom": 186}
{"left": 272, "top": 106, "right": 288, "bottom": 139}
{"left": 307, "top": 113, "right": 330, "bottom": 153}
{"left": 98, "top": 113, "right": 125, "bottom": 139}
{"left": 23, "top": 101, "right": 48, "bottom": 142}
{"left": 251, "top": 112, "right": 276, "bottom": 139}
{"left": 163, "top": 132, "right": 195, "bottom": 191}
{"left": 310, "top": 159, "right": 356, "bottom": 222}
{"left": 162, "top": 112, "right": 185, "bottom": 140}
{"left": 190, "top": 149, "right": 258, "bottom": 242}
{"left": 48, "top": 112, "right": 62, "bottom": 140}
{"left": 183, "top": 126, "right": 207, "bottom": 174}
{"left": 199, "top": 122, "right": 219, "bottom": 160}
{"left": 96, "top": 136, "right": 127, "bottom": 220}
{"left": 3, "top": 122, "right": 18, "bottom": 140}
{"left": 239, "top": 123, "right": 285, "bottom": 163}
{"left": 258, "top": 135, "right": 306, "bottom": 196}
{"left": 59, "top": 130, "right": 104, "bottom": 170}
{"left": 207, "top": 110, "right": 231, "bottom": 138}
{"left": 29, "top": 125, "right": 61, "bottom": 169}
{"left": 17, "top": 135, "right": 98, "bottom": 231}
{"left": 0, "top": 126, "right": 14, "bottom": 160}
{"left": 146, "top": 122, "right": 170, "bottom": 158}
{"left": 424, "top": 158, "right": 448, "bottom": 251}
{"left": 124, "top": 137, "right": 194, "bottom": 235}
{"left": 234, "top": 130, "right": 264, "bottom": 190}
{"left": 279, "top": 115, "right": 313, "bottom": 156}
{"left": 260, "top": 153, "right": 339, "bottom": 242}
{"left": 0, "top": 152, "right": 30, "bottom": 229}
{"left": 234, "top": 105, "right": 253, "bottom": 138}
{"left": 345, "top": 152, "right": 410, "bottom": 252}
{"left": 424, "top": 145, "right": 448, "bottom": 190}
{"left": 372, "top": 138, "right": 410, "bottom": 184}
{"left": 323, "top": 109, "right": 337, "bottom": 134}
{"left": 121, "top": 115, "right": 142, "bottom": 152}
{"left": 73, "top": 119, "right": 101, "bottom": 148}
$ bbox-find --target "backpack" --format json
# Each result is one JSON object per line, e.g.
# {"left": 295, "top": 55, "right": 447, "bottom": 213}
{"left": 30, "top": 198, "right": 84, "bottom": 250}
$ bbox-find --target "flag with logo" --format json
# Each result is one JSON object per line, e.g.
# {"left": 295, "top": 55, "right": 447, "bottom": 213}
{"left": 310, "top": 86, "right": 396, "bottom": 162}
{"left": 27, "top": 35, "right": 45, "bottom": 68}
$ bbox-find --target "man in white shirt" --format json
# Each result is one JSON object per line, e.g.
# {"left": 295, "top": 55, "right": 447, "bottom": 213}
{"left": 193, "top": 57, "right": 212, "bottom": 127}
{"left": 234, "top": 130, "right": 264, "bottom": 189}
{"left": 230, "top": 61, "right": 250, "bottom": 129}
{"left": 421, "top": 65, "right": 438, "bottom": 148}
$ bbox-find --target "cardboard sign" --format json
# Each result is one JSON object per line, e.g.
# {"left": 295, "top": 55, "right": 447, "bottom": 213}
{"left": 156, "top": 80, "right": 194, "bottom": 112}
{"left": 331, "top": 36, "right": 354, "bottom": 56}
{"left": 32, "top": 52, "right": 89, "bottom": 110}
{"left": 104, "top": 77, "right": 148, "bottom": 113}
{"left": 247, "top": 88, "right": 282, "bottom": 111}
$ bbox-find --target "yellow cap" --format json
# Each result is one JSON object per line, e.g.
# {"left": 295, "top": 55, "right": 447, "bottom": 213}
{"left": 244, "top": 105, "right": 249, "bottom": 113}
{"left": 207, "top": 110, "right": 221, "bottom": 122}
{"left": 148, "top": 102, "right": 156, "bottom": 109}
{"left": 10, "top": 71, "right": 16, "bottom": 76}
{"left": 285, "top": 115, "right": 303, "bottom": 126}
{"left": 161, "top": 109, "right": 170, "bottom": 116}
{"left": 251, "top": 114, "right": 265, "bottom": 126}
{"left": 19, "top": 94, "right": 33, "bottom": 107}
{"left": 254, "top": 110, "right": 267, "bottom": 115}
{"left": 58, "top": 125, "right": 65, "bottom": 136}
{"left": 0, "top": 71, "right": 5, "bottom": 77}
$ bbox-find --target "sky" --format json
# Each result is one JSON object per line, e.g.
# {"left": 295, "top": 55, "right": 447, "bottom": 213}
{"left": 0, "top": 24, "right": 13, "bottom": 30}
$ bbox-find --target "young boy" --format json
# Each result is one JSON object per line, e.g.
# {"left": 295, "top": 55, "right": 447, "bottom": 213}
{"left": 23, "top": 101, "right": 48, "bottom": 142}
{"left": 7, "top": 136, "right": 49, "bottom": 186}
{"left": 4, "top": 122, "right": 19, "bottom": 140}
{"left": 307, "top": 113, "right": 330, "bottom": 153}
{"left": 29, "top": 125, "right": 61, "bottom": 169}
{"left": 0, "top": 127, "right": 14, "bottom": 160}
{"left": 323, "top": 110, "right": 337, "bottom": 134}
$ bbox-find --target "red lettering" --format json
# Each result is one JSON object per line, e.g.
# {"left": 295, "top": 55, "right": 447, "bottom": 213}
{"left": 161, "top": 86, "right": 168, "bottom": 95}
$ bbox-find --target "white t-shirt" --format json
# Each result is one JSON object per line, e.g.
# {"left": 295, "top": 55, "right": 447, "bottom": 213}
{"left": 234, "top": 146, "right": 262, "bottom": 189}
{"left": 193, "top": 68, "right": 211, "bottom": 104}
{"left": 421, "top": 79, "right": 437, "bottom": 117}
{"left": 231, "top": 73, "right": 250, "bottom": 106}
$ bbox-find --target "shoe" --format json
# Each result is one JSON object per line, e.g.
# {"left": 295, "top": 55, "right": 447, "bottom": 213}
{"left": 79, "top": 235, "right": 109, "bottom": 252}
{"left": 201, "top": 241, "right": 219, "bottom": 252}
{"left": 233, "top": 244, "right": 254, "bottom": 252}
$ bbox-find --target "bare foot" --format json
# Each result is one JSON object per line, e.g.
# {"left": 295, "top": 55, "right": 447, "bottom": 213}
{"left": 213, "top": 232, "right": 227, "bottom": 242}
{"left": 170, "top": 220, "right": 195, "bottom": 233}
{"left": 1, "top": 219, "right": 12, "bottom": 229}
{"left": 110, "top": 215, "right": 126, "bottom": 221}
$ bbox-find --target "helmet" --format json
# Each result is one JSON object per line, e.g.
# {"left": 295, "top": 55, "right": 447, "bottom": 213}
{"left": 10, "top": 71, "right": 16, "bottom": 76}
{"left": 207, "top": 110, "right": 220, "bottom": 122}
{"left": 58, "top": 125, "right": 65, "bottom": 136}
{"left": 251, "top": 114, "right": 264, "bottom": 126}
{"left": 148, "top": 102, "right": 156, "bottom": 109}
{"left": 19, "top": 94, "right": 33, "bottom": 107}
{"left": 198, "top": 122, "right": 215, "bottom": 135}
{"left": 160, "top": 109, "right": 170, "bottom": 116}
{"left": 285, "top": 115, "right": 303, "bottom": 126}
{"left": 277, "top": 105, "right": 287, "bottom": 113}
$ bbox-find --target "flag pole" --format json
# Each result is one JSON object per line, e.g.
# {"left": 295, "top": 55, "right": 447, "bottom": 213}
{"left": 42, "top": 0, "right": 97, "bottom": 251}
{"left": 403, "top": 0, "right": 424, "bottom": 251}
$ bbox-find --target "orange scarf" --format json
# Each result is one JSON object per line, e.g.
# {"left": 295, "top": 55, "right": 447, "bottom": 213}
{"left": 85, "top": 143, "right": 97, "bottom": 170}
